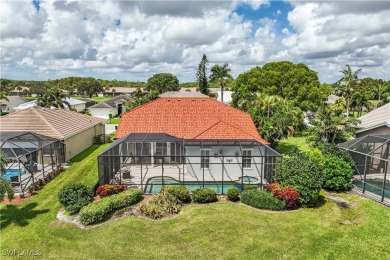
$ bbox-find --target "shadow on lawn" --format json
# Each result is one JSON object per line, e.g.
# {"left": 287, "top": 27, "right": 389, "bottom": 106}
{"left": 68, "top": 144, "right": 102, "bottom": 164}
{"left": 0, "top": 202, "right": 49, "bottom": 230}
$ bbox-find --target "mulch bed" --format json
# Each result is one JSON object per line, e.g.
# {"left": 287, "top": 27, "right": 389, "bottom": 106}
{"left": 2, "top": 194, "right": 33, "bottom": 204}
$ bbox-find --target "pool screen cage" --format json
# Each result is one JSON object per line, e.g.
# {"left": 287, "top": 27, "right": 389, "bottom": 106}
{"left": 98, "top": 133, "right": 281, "bottom": 194}
{"left": 340, "top": 135, "right": 390, "bottom": 206}
{"left": 0, "top": 132, "right": 65, "bottom": 193}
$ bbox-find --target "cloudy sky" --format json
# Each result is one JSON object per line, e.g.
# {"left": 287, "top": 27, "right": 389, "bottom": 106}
{"left": 1, "top": 0, "right": 389, "bottom": 83}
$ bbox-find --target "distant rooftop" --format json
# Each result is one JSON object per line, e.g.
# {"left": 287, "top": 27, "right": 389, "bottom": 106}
{"left": 160, "top": 91, "right": 209, "bottom": 98}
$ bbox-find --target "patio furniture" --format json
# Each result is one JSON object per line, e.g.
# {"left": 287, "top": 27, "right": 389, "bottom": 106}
{"left": 10, "top": 176, "right": 19, "bottom": 187}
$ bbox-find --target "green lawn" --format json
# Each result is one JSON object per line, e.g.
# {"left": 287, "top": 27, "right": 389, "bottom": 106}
{"left": 1, "top": 144, "right": 390, "bottom": 259}
{"left": 277, "top": 137, "right": 311, "bottom": 154}
{"left": 72, "top": 96, "right": 112, "bottom": 103}
{"left": 106, "top": 118, "right": 120, "bottom": 124}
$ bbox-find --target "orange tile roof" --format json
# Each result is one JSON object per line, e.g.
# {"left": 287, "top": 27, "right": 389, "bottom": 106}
{"left": 116, "top": 97, "right": 269, "bottom": 144}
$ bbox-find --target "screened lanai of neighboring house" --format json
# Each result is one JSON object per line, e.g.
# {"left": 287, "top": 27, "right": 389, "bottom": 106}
{"left": 98, "top": 133, "right": 281, "bottom": 194}
{"left": 0, "top": 132, "right": 65, "bottom": 193}
{"left": 340, "top": 135, "right": 390, "bottom": 205}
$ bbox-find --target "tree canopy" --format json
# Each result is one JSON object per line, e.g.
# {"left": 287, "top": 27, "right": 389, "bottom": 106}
{"left": 145, "top": 73, "right": 180, "bottom": 94}
{"left": 231, "top": 61, "right": 328, "bottom": 112}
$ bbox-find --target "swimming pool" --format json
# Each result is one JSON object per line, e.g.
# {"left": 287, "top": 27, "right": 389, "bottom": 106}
{"left": 238, "top": 176, "right": 259, "bottom": 183}
{"left": 3, "top": 169, "right": 25, "bottom": 181}
{"left": 353, "top": 179, "right": 390, "bottom": 199}
{"left": 144, "top": 176, "right": 244, "bottom": 194}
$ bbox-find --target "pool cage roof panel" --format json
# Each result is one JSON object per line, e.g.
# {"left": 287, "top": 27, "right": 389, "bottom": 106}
{"left": 340, "top": 134, "right": 390, "bottom": 161}
{"left": 99, "top": 133, "right": 281, "bottom": 157}
{"left": 0, "top": 131, "right": 60, "bottom": 158}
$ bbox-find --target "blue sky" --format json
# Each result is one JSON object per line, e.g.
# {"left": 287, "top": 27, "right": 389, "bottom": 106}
{"left": 0, "top": 0, "right": 389, "bottom": 83}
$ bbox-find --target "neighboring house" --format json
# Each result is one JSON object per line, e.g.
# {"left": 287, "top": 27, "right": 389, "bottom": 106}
{"left": 101, "top": 87, "right": 138, "bottom": 96}
{"left": 355, "top": 103, "right": 390, "bottom": 137}
{"left": 0, "top": 107, "right": 106, "bottom": 161}
{"left": 217, "top": 90, "right": 233, "bottom": 104}
{"left": 89, "top": 95, "right": 134, "bottom": 119}
{"left": 325, "top": 94, "right": 341, "bottom": 105}
{"left": 98, "top": 95, "right": 281, "bottom": 193}
{"left": 13, "top": 97, "right": 87, "bottom": 112}
{"left": 9, "top": 87, "right": 30, "bottom": 96}
{"left": 0, "top": 96, "right": 27, "bottom": 113}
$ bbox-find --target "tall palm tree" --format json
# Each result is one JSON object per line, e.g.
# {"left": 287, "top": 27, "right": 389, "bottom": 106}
{"left": 209, "top": 64, "right": 232, "bottom": 103}
{"left": 351, "top": 91, "right": 371, "bottom": 117}
{"left": 37, "top": 87, "right": 70, "bottom": 109}
{"left": 371, "top": 83, "right": 389, "bottom": 105}
{"left": 0, "top": 91, "right": 9, "bottom": 101}
{"left": 336, "top": 64, "right": 361, "bottom": 117}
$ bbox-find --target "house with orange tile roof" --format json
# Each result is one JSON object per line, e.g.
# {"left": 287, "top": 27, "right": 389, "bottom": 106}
{"left": 98, "top": 95, "right": 280, "bottom": 194}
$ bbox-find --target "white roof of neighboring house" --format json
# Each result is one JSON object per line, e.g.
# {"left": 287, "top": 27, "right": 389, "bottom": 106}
{"left": 217, "top": 90, "right": 233, "bottom": 104}
{"left": 0, "top": 96, "right": 26, "bottom": 106}
{"left": 13, "top": 97, "right": 86, "bottom": 110}
{"left": 356, "top": 103, "right": 390, "bottom": 133}
{"left": 325, "top": 94, "right": 341, "bottom": 105}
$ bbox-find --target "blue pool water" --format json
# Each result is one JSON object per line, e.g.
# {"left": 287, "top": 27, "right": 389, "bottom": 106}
{"left": 238, "top": 176, "right": 259, "bottom": 183}
{"left": 3, "top": 169, "right": 25, "bottom": 181}
{"left": 144, "top": 177, "right": 244, "bottom": 194}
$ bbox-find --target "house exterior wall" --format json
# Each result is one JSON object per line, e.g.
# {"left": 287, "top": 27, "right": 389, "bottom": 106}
{"left": 89, "top": 107, "right": 118, "bottom": 119}
{"left": 64, "top": 124, "right": 105, "bottom": 160}
{"left": 70, "top": 103, "right": 86, "bottom": 112}
{"left": 185, "top": 145, "right": 265, "bottom": 182}
{"left": 356, "top": 126, "right": 390, "bottom": 138}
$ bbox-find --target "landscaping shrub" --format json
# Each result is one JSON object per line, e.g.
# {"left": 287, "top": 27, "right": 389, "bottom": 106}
{"left": 275, "top": 151, "right": 323, "bottom": 208}
{"left": 192, "top": 188, "right": 217, "bottom": 203}
{"left": 243, "top": 184, "right": 258, "bottom": 191}
{"left": 96, "top": 185, "right": 125, "bottom": 197}
{"left": 139, "top": 193, "right": 181, "bottom": 219}
{"left": 161, "top": 185, "right": 191, "bottom": 203}
{"left": 241, "top": 189, "right": 286, "bottom": 210}
{"left": 227, "top": 187, "right": 240, "bottom": 202}
{"left": 316, "top": 142, "right": 354, "bottom": 165}
{"left": 28, "top": 167, "right": 65, "bottom": 195}
{"left": 58, "top": 184, "right": 93, "bottom": 214}
{"left": 266, "top": 183, "right": 300, "bottom": 209}
{"left": 79, "top": 188, "right": 142, "bottom": 225}
{"left": 322, "top": 154, "right": 354, "bottom": 191}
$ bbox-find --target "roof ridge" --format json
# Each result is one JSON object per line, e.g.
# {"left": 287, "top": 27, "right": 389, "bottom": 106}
{"left": 32, "top": 107, "right": 65, "bottom": 138}
{"left": 185, "top": 119, "right": 221, "bottom": 139}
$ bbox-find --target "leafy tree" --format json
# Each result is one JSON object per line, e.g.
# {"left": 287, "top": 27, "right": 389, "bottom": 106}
{"left": 37, "top": 87, "right": 71, "bottom": 109}
{"left": 336, "top": 64, "right": 361, "bottom": 117}
{"left": 309, "top": 101, "right": 360, "bottom": 143}
{"left": 0, "top": 151, "right": 14, "bottom": 201}
{"left": 124, "top": 89, "right": 159, "bottom": 112}
{"left": 232, "top": 61, "right": 327, "bottom": 111}
{"left": 209, "top": 64, "right": 232, "bottom": 103}
{"left": 76, "top": 77, "right": 103, "bottom": 98}
{"left": 322, "top": 154, "right": 354, "bottom": 191}
{"left": 247, "top": 95, "right": 303, "bottom": 147}
{"left": 145, "top": 73, "right": 180, "bottom": 94}
{"left": 0, "top": 91, "right": 9, "bottom": 101}
{"left": 196, "top": 54, "right": 209, "bottom": 95}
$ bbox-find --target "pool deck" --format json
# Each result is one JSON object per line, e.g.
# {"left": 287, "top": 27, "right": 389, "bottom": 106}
{"left": 111, "top": 164, "right": 268, "bottom": 191}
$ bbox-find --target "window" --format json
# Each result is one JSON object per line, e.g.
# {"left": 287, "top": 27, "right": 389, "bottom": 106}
{"left": 243, "top": 150, "right": 252, "bottom": 168}
{"left": 201, "top": 150, "right": 210, "bottom": 169}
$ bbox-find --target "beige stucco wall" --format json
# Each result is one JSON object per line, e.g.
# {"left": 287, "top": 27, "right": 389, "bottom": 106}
{"left": 64, "top": 124, "right": 105, "bottom": 161}
{"left": 356, "top": 125, "right": 390, "bottom": 138}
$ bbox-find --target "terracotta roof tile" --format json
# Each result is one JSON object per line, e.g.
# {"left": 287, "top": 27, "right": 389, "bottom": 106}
{"left": 116, "top": 97, "right": 269, "bottom": 144}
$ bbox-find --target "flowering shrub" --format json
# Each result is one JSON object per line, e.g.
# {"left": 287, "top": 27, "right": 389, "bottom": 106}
{"left": 96, "top": 185, "right": 125, "bottom": 197}
{"left": 266, "top": 183, "right": 299, "bottom": 209}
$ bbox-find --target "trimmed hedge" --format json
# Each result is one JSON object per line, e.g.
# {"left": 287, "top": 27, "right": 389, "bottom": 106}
{"left": 241, "top": 189, "right": 286, "bottom": 210}
{"left": 161, "top": 185, "right": 191, "bottom": 203}
{"left": 244, "top": 184, "right": 258, "bottom": 191}
{"left": 227, "top": 187, "right": 240, "bottom": 202}
{"left": 192, "top": 188, "right": 217, "bottom": 203}
{"left": 58, "top": 184, "right": 93, "bottom": 214}
{"left": 79, "top": 188, "right": 142, "bottom": 225}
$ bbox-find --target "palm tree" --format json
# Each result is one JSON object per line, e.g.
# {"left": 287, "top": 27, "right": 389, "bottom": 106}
{"left": 351, "top": 91, "right": 371, "bottom": 117}
{"left": 209, "top": 64, "right": 232, "bottom": 103}
{"left": 371, "top": 83, "right": 389, "bottom": 105}
{"left": 336, "top": 64, "right": 361, "bottom": 117}
{"left": 16, "top": 86, "right": 22, "bottom": 96}
{"left": 0, "top": 91, "right": 9, "bottom": 101}
{"left": 37, "top": 87, "right": 70, "bottom": 109}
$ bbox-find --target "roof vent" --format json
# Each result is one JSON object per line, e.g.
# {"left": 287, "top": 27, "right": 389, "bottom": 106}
{"left": 167, "top": 99, "right": 170, "bottom": 101}
{"left": 192, "top": 99, "right": 195, "bottom": 101}
{"left": 178, "top": 99, "right": 181, "bottom": 101}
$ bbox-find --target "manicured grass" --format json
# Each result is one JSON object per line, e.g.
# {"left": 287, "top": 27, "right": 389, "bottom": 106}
{"left": 1, "top": 144, "right": 390, "bottom": 259}
{"left": 72, "top": 96, "right": 112, "bottom": 103}
{"left": 277, "top": 137, "right": 311, "bottom": 154}
{"left": 106, "top": 118, "right": 120, "bottom": 124}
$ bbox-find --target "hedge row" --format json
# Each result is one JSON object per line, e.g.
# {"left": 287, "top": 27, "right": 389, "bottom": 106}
{"left": 79, "top": 188, "right": 142, "bottom": 225}
{"left": 241, "top": 189, "right": 286, "bottom": 210}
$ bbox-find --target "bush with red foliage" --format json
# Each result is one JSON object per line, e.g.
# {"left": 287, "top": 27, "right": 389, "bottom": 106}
{"left": 266, "top": 183, "right": 299, "bottom": 209}
{"left": 96, "top": 185, "right": 126, "bottom": 197}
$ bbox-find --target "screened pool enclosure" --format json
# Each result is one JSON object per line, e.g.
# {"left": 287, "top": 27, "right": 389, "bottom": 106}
{"left": 98, "top": 133, "right": 281, "bottom": 194}
{"left": 0, "top": 132, "right": 65, "bottom": 193}
{"left": 340, "top": 135, "right": 390, "bottom": 206}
